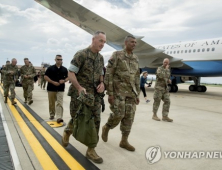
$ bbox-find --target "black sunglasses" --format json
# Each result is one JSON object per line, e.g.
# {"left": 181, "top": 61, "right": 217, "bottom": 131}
{"left": 57, "top": 59, "right": 63, "bottom": 61}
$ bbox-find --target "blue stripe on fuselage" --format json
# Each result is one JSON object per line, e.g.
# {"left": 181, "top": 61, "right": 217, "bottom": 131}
{"left": 141, "top": 60, "right": 222, "bottom": 77}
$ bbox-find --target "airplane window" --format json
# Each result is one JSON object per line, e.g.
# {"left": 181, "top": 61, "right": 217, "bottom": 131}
{"left": 212, "top": 48, "right": 215, "bottom": 51}
{"left": 181, "top": 50, "right": 183, "bottom": 53}
{"left": 197, "top": 49, "right": 200, "bottom": 52}
{"left": 193, "top": 49, "right": 196, "bottom": 52}
{"left": 202, "top": 48, "right": 205, "bottom": 52}
{"left": 185, "top": 50, "right": 187, "bottom": 53}
{"left": 170, "top": 51, "right": 172, "bottom": 54}
{"left": 207, "top": 48, "right": 210, "bottom": 52}
{"left": 174, "top": 51, "right": 176, "bottom": 54}
{"left": 177, "top": 51, "right": 180, "bottom": 54}
{"left": 189, "top": 50, "right": 191, "bottom": 53}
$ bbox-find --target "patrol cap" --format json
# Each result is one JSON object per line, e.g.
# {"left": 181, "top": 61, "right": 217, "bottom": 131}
{"left": 24, "top": 58, "right": 29, "bottom": 60}
{"left": 77, "top": 91, "right": 94, "bottom": 106}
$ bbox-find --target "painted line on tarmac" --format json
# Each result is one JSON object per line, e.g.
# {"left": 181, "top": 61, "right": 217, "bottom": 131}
{"left": 6, "top": 98, "right": 58, "bottom": 169}
{"left": 0, "top": 103, "right": 22, "bottom": 170}
{"left": 15, "top": 98, "right": 85, "bottom": 170}
{"left": 0, "top": 86, "right": 84, "bottom": 170}
{"left": 15, "top": 96, "right": 99, "bottom": 170}
{"left": 0, "top": 86, "right": 58, "bottom": 169}
{"left": 14, "top": 103, "right": 70, "bottom": 170}
{"left": 0, "top": 85, "right": 99, "bottom": 170}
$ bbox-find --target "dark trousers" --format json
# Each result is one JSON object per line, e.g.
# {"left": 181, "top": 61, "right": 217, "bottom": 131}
{"left": 140, "top": 86, "right": 146, "bottom": 97}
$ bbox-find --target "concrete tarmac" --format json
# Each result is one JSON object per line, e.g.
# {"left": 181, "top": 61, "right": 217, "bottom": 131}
{"left": 1, "top": 83, "right": 222, "bottom": 170}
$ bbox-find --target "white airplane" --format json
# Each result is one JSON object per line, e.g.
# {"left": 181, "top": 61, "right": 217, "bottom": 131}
{"left": 35, "top": 0, "right": 222, "bottom": 93}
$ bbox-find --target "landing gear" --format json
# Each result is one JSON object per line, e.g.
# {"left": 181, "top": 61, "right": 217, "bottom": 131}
{"left": 188, "top": 77, "right": 207, "bottom": 92}
{"left": 189, "top": 85, "right": 197, "bottom": 91}
{"left": 189, "top": 85, "right": 207, "bottom": 92}
{"left": 167, "top": 76, "right": 207, "bottom": 93}
{"left": 197, "top": 85, "right": 207, "bottom": 92}
{"left": 168, "top": 84, "right": 178, "bottom": 92}
{"left": 168, "top": 77, "right": 178, "bottom": 93}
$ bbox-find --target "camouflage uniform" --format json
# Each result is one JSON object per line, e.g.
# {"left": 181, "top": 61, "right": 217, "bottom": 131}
{"left": 40, "top": 70, "right": 46, "bottom": 89}
{"left": 20, "top": 65, "right": 36, "bottom": 102}
{"left": 1, "top": 67, "right": 6, "bottom": 84}
{"left": 65, "top": 47, "right": 104, "bottom": 146}
{"left": 0, "top": 67, "right": 4, "bottom": 83}
{"left": 104, "top": 49, "right": 140, "bottom": 136}
{"left": 3, "top": 64, "right": 18, "bottom": 99}
{"left": 153, "top": 65, "right": 171, "bottom": 116}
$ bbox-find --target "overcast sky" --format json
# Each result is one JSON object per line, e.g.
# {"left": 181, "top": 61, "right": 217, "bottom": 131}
{"left": 1, "top": 0, "right": 222, "bottom": 83}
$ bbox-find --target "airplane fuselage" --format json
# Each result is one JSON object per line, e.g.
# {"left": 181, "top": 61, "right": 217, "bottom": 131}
{"left": 149, "top": 38, "right": 222, "bottom": 77}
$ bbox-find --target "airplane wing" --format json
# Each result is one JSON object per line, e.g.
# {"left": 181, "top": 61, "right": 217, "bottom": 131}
{"left": 35, "top": 0, "right": 192, "bottom": 69}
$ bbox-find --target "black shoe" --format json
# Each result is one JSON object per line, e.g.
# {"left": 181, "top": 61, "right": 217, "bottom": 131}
{"left": 57, "top": 118, "right": 64, "bottom": 123}
{"left": 28, "top": 100, "right": 33, "bottom": 105}
{"left": 49, "top": 116, "right": 54, "bottom": 120}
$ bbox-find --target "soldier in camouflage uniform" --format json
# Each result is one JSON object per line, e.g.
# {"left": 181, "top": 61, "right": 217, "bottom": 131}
{"left": 3, "top": 58, "right": 18, "bottom": 104}
{"left": 20, "top": 58, "right": 36, "bottom": 105}
{"left": 29, "top": 61, "right": 35, "bottom": 90}
{"left": 102, "top": 35, "right": 140, "bottom": 152}
{"left": 40, "top": 67, "right": 46, "bottom": 90}
{"left": 1, "top": 65, "right": 4, "bottom": 83}
{"left": 152, "top": 58, "right": 173, "bottom": 122}
{"left": 62, "top": 31, "right": 106, "bottom": 164}
{"left": 1, "top": 61, "right": 10, "bottom": 84}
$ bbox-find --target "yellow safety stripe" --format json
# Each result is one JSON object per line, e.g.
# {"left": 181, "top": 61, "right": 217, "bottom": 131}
{"left": 6, "top": 96, "right": 58, "bottom": 169}
{"left": 16, "top": 100, "right": 85, "bottom": 170}
{"left": 0, "top": 86, "right": 85, "bottom": 170}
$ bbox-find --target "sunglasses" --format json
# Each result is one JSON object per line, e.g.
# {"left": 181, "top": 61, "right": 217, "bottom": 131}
{"left": 57, "top": 59, "right": 63, "bottom": 61}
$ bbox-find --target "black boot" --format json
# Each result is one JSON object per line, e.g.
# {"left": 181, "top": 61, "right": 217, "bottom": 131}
{"left": 4, "top": 96, "right": 7, "bottom": 103}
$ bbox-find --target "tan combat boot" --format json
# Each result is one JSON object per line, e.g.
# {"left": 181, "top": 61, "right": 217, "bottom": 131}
{"left": 4, "top": 97, "right": 7, "bottom": 103}
{"left": 11, "top": 99, "right": 17, "bottom": 105}
{"left": 162, "top": 116, "right": 173, "bottom": 122}
{"left": 86, "top": 148, "right": 103, "bottom": 164}
{"left": 152, "top": 113, "right": 160, "bottom": 121}
{"left": 119, "top": 135, "right": 135, "bottom": 151}
{"left": 62, "top": 131, "right": 71, "bottom": 147}
{"left": 101, "top": 125, "right": 110, "bottom": 142}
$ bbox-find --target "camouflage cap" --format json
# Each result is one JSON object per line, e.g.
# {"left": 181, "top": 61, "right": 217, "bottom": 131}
{"left": 24, "top": 58, "right": 29, "bottom": 60}
{"left": 77, "top": 91, "right": 94, "bottom": 106}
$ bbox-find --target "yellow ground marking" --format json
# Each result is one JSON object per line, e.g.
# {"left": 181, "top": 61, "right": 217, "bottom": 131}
{"left": 5, "top": 97, "right": 58, "bottom": 169}
{"left": 46, "top": 121, "right": 64, "bottom": 128}
{"left": 0, "top": 86, "right": 85, "bottom": 170}
{"left": 16, "top": 101, "right": 85, "bottom": 170}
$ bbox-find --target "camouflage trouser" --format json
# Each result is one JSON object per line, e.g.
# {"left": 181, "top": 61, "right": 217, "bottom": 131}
{"left": 65, "top": 94, "right": 101, "bottom": 145}
{"left": 106, "top": 96, "right": 136, "bottom": 136}
{"left": 153, "top": 89, "right": 170, "bottom": 116}
{"left": 41, "top": 78, "right": 46, "bottom": 89}
{"left": 22, "top": 83, "right": 33, "bottom": 101}
{"left": 0, "top": 74, "right": 3, "bottom": 83}
{"left": 3, "top": 82, "right": 15, "bottom": 99}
